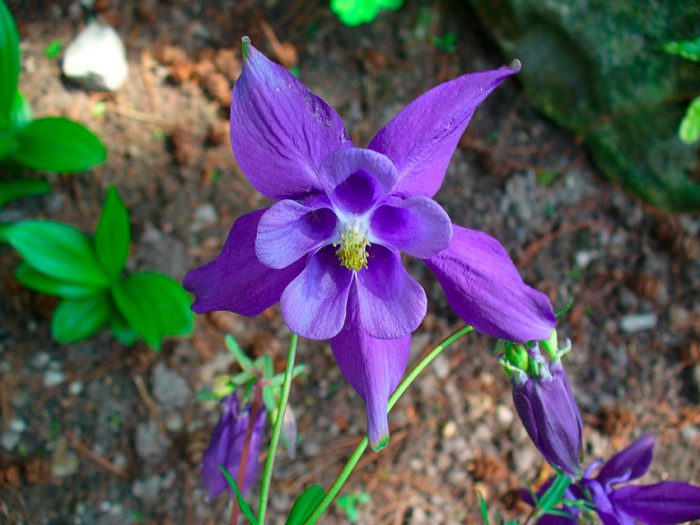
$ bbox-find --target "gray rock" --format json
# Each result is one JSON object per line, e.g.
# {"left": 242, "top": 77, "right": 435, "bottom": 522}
{"left": 135, "top": 421, "right": 171, "bottom": 462}
{"left": 1, "top": 431, "right": 20, "bottom": 451}
{"left": 152, "top": 362, "right": 191, "bottom": 409}
{"left": 190, "top": 204, "right": 218, "bottom": 232}
{"left": 63, "top": 22, "right": 128, "bottom": 91}
{"left": 44, "top": 370, "right": 66, "bottom": 387}
{"left": 620, "top": 313, "right": 657, "bottom": 333}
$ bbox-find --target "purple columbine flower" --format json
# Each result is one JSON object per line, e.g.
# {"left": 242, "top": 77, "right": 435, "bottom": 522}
{"left": 523, "top": 435, "right": 700, "bottom": 524}
{"left": 509, "top": 344, "right": 583, "bottom": 477}
{"left": 184, "top": 37, "right": 556, "bottom": 450}
{"left": 201, "top": 394, "right": 267, "bottom": 499}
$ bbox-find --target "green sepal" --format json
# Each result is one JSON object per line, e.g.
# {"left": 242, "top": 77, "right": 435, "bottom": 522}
{"left": 679, "top": 96, "right": 700, "bottom": 145}
{"left": 51, "top": 292, "right": 111, "bottom": 344}
{"left": 0, "top": 177, "right": 50, "bottom": 207}
{"left": 225, "top": 334, "right": 255, "bottom": 373}
{"left": 217, "top": 465, "right": 258, "bottom": 524}
{"left": 3, "top": 220, "right": 110, "bottom": 287}
{"left": 15, "top": 263, "right": 100, "bottom": 299}
{"left": 111, "top": 271, "right": 194, "bottom": 350}
{"left": 536, "top": 472, "right": 572, "bottom": 513}
{"left": 285, "top": 485, "right": 325, "bottom": 525}
{"left": 94, "top": 187, "right": 130, "bottom": 281}
{"left": 9, "top": 117, "right": 106, "bottom": 173}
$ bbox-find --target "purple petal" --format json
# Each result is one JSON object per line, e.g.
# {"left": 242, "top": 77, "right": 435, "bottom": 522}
{"left": 280, "top": 246, "right": 353, "bottom": 339}
{"left": 369, "top": 196, "right": 453, "bottom": 258}
{"left": 369, "top": 62, "right": 520, "bottom": 197}
{"left": 318, "top": 148, "right": 398, "bottom": 214}
{"left": 331, "top": 284, "right": 410, "bottom": 450}
{"left": 424, "top": 225, "right": 555, "bottom": 342}
{"left": 231, "top": 38, "right": 351, "bottom": 200}
{"left": 356, "top": 245, "right": 427, "bottom": 338}
{"left": 256, "top": 197, "right": 337, "bottom": 269}
{"left": 610, "top": 482, "right": 700, "bottom": 525}
{"left": 597, "top": 435, "right": 655, "bottom": 488}
{"left": 184, "top": 210, "right": 304, "bottom": 316}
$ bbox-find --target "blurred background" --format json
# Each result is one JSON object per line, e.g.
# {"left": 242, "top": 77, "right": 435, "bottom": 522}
{"left": 1, "top": 0, "right": 699, "bottom": 523}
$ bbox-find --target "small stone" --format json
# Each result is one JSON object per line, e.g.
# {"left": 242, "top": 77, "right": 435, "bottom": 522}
{"left": 44, "top": 370, "right": 65, "bottom": 387}
{"left": 432, "top": 354, "right": 450, "bottom": 380}
{"left": 442, "top": 420, "right": 457, "bottom": 438}
{"left": 512, "top": 446, "right": 538, "bottom": 476}
{"left": 51, "top": 437, "right": 80, "bottom": 477}
{"left": 69, "top": 381, "right": 83, "bottom": 396}
{"left": 1, "top": 431, "right": 20, "bottom": 451}
{"left": 132, "top": 475, "right": 161, "bottom": 503}
{"left": 619, "top": 313, "right": 657, "bottom": 333}
{"left": 190, "top": 204, "right": 218, "bottom": 232}
{"left": 165, "top": 412, "right": 183, "bottom": 433}
{"left": 495, "top": 404, "right": 514, "bottom": 426}
{"left": 9, "top": 419, "right": 26, "bottom": 433}
{"left": 63, "top": 22, "right": 129, "bottom": 91}
{"left": 669, "top": 305, "right": 690, "bottom": 328}
{"left": 152, "top": 363, "right": 191, "bottom": 409}
{"left": 31, "top": 352, "right": 51, "bottom": 368}
{"left": 135, "top": 421, "right": 171, "bottom": 462}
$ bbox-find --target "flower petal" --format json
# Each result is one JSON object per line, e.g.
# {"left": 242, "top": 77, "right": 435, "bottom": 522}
{"left": 184, "top": 210, "right": 304, "bottom": 316}
{"left": 331, "top": 284, "right": 410, "bottom": 451}
{"left": 369, "top": 62, "right": 520, "bottom": 197}
{"left": 280, "top": 246, "right": 353, "bottom": 339}
{"left": 356, "top": 245, "right": 426, "bottom": 338}
{"left": 424, "top": 225, "right": 555, "bottom": 342}
{"left": 610, "top": 482, "right": 700, "bottom": 525}
{"left": 369, "top": 196, "right": 453, "bottom": 258}
{"left": 597, "top": 435, "right": 655, "bottom": 488}
{"left": 256, "top": 197, "right": 337, "bottom": 269}
{"left": 318, "top": 147, "right": 398, "bottom": 214}
{"left": 231, "top": 38, "right": 351, "bottom": 200}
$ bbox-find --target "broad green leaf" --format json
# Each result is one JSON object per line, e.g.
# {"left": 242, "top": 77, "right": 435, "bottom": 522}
{"left": 679, "top": 96, "right": 700, "bottom": 145}
{"left": 4, "top": 220, "right": 110, "bottom": 286}
{"left": 112, "top": 271, "right": 194, "bottom": 350}
{"left": 10, "top": 90, "right": 32, "bottom": 129}
{"left": 0, "top": 127, "right": 16, "bottom": 158}
{"left": 217, "top": 465, "right": 259, "bottom": 524}
{"left": 286, "top": 485, "right": 325, "bottom": 525}
{"left": 94, "top": 187, "right": 130, "bottom": 281}
{"left": 663, "top": 36, "right": 700, "bottom": 62}
{"left": 15, "top": 263, "right": 100, "bottom": 298}
{"left": 51, "top": 292, "right": 111, "bottom": 344}
{"left": 0, "top": 178, "right": 50, "bottom": 207}
{"left": 108, "top": 311, "right": 139, "bottom": 346}
{"left": 0, "top": 0, "right": 19, "bottom": 125}
{"left": 9, "top": 117, "right": 106, "bottom": 173}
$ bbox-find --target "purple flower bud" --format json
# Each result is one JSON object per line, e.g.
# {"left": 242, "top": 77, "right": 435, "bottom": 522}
{"left": 201, "top": 394, "right": 267, "bottom": 500}
{"left": 511, "top": 350, "right": 583, "bottom": 477}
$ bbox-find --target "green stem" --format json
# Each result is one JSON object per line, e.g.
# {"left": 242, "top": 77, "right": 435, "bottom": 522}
{"left": 303, "top": 325, "right": 474, "bottom": 524}
{"left": 257, "top": 332, "right": 298, "bottom": 524}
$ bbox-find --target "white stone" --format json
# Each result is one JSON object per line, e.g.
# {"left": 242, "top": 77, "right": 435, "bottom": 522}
{"left": 619, "top": 313, "right": 657, "bottom": 333}
{"left": 44, "top": 370, "right": 65, "bottom": 387}
{"left": 63, "top": 22, "right": 128, "bottom": 91}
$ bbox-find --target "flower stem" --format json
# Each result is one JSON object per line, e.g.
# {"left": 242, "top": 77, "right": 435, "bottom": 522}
{"left": 302, "top": 325, "right": 474, "bottom": 524}
{"left": 257, "top": 332, "right": 298, "bottom": 524}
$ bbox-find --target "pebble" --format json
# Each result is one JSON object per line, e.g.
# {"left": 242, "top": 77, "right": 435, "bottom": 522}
{"left": 1, "top": 431, "right": 20, "bottom": 451}
{"left": 152, "top": 363, "right": 191, "bottom": 409}
{"left": 31, "top": 352, "right": 51, "bottom": 368}
{"left": 44, "top": 370, "right": 66, "bottom": 387}
{"left": 512, "top": 445, "right": 538, "bottom": 476}
{"left": 442, "top": 420, "right": 457, "bottom": 438}
{"left": 495, "top": 404, "right": 514, "bottom": 426}
{"left": 9, "top": 419, "right": 26, "bottom": 433}
{"left": 619, "top": 313, "right": 657, "bottom": 333}
{"left": 63, "top": 22, "right": 129, "bottom": 91}
{"left": 190, "top": 204, "right": 218, "bottom": 232}
{"left": 51, "top": 437, "right": 80, "bottom": 477}
{"left": 432, "top": 354, "right": 450, "bottom": 380}
{"left": 135, "top": 421, "right": 172, "bottom": 462}
{"left": 165, "top": 412, "right": 184, "bottom": 433}
{"left": 69, "top": 381, "right": 83, "bottom": 396}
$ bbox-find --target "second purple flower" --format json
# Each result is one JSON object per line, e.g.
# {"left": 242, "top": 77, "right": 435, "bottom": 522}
{"left": 185, "top": 38, "right": 556, "bottom": 450}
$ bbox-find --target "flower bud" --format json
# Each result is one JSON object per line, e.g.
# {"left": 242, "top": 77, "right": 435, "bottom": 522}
{"left": 201, "top": 393, "right": 267, "bottom": 500}
{"left": 511, "top": 346, "right": 583, "bottom": 477}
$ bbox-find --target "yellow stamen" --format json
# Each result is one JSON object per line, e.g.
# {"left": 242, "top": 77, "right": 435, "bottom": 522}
{"left": 334, "top": 229, "right": 370, "bottom": 271}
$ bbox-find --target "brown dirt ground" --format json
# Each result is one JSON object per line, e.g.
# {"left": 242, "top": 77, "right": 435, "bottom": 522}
{"left": 1, "top": 1, "right": 699, "bottom": 524}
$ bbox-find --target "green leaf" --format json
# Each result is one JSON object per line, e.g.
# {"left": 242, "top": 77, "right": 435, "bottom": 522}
{"left": 9, "top": 117, "right": 106, "bottom": 173}
{"left": 10, "top": 90, "right": 32, "bottom": 129}
{"left": 94, "top": 187, "right": 130, "bottom": 281}
{"left": 4, "top": 220, "right": 110, "bottom": 286}
{"left": 479, "top": 495, "right": 490, "bottom": 525}
{"left": 663, "top": 36, "right": 700, "bottom": 62}
{"left": 225, "top": 334, "right": 255, "bottom": 372}
{"left": 0, "top": 0, "right": 20, "bottom": 125}
{"left": 0, "top": 178, "right": 50, "bottom": 207}
{"left": 15, "top": 263, "right": 100, "bottom": 298}
{"left": 51, "top": 292, "right": 111, "bottom": 344}
{"left": 111, "top": 272, "right": 194, "bottom": 350}
{"left": 679, "top": 96, "right": 700, "bottom": 145}
{"left": 217, "top": 465, "right": 259, "bottom": 524}
{"left": 44, "top": 39, "right": 62, "bottom": 58}
{"left": 0, "top": 128, "right": 17, "bottom": 158}
{"left": 286, "top": 485, "right": 325, "bottom": 525}
{"left": 108, "top": 311, "right": 139, "bottom": 346}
